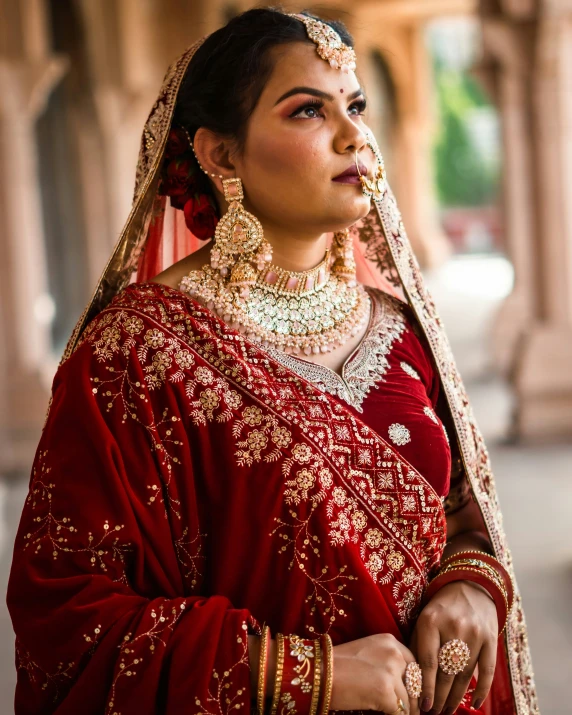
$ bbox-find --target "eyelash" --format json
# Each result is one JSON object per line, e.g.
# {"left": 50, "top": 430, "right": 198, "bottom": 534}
{"left": 290, "top": 97, "right": 367, "bottom": 119}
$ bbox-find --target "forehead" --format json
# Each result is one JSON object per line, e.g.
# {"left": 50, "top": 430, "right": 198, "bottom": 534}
{"left": 259, "top": 41, "right": 362, "bottom": 102}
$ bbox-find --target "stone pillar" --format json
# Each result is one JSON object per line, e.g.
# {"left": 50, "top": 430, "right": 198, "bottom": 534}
{"left": 515, "top": 11, "right": 572, "bottom": 439}
{"left": 478, "top": 19, "right": 538, "bottom": 373}
{"left": 481, "top": 2, "right": 572, "bottom": 440}
{"left": 0, "top": 0, "right": 67, "bottom": 473}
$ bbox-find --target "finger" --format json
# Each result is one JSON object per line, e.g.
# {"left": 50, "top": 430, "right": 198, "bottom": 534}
{"left": 394, "top": 680, "right": 413, "bottom": 715}
{"left": 415, "top": 620, "right": 440, "bottom": 712}
{"left": 442, "top": 643, "right": 481, "bottom": 714}
{"left": 431, "top": 658, "right": 457, "bottom": 715}
{"left": 470, "top": 636, "right": 498, "bottom": 710}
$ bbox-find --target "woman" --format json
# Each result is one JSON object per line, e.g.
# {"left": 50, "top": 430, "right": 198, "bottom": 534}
{"left": 7, "top": 8, "right": 537, "bottom": 715}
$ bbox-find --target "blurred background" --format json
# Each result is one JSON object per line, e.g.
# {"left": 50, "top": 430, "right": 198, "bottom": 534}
{"left": 1, "top": 0, "right": 571, "bottom": 712}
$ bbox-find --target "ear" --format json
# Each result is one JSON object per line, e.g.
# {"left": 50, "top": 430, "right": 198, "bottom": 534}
{"left": 192, "top": 127, "right": 237, "bottom": 185}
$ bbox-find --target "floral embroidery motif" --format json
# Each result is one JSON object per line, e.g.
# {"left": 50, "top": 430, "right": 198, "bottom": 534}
{"left": 23, "top": 450, "right": 132, "bottom": 583}
{"left": 106, "top": 601, "right": 189, "bottom": 715}
{"left": 16, "top": 642, "right": 76, "bottom": 705}
{"left": 83, "top": 287, "right": 447, "bottom": 636}
{"left": 388, "top": 423, "right": 411, "bottom": 446}
{"left": 401, "top": 361, "right": 420, "bottom": 380}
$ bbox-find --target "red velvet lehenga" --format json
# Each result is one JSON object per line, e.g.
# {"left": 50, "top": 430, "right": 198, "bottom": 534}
{"left": 7, "top": 37, "right": 537, "bottom": 715}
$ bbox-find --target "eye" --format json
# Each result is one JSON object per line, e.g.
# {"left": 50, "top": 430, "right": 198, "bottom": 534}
{"left": 349, "top": 98, "right": 367, "bottom": 116}
{"left": 290, "top": 99, "right": 324, "bottom": 119}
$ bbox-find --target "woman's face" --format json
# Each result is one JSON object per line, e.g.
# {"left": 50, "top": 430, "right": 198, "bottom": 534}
{"left": 231, "top": 41, "right": 375, "bottom": 238}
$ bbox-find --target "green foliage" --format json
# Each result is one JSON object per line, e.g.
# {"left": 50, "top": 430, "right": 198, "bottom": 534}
{"left": 433, "top": 62, "right": 499, "bottom": 207}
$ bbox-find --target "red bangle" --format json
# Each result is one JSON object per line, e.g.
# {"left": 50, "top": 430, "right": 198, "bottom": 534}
{"left": 423, "top": 567, "right": 509, "bottom": 635}
{"left": 440, "top": 550, "right": 514, "bottom": 609}
{"left": 282, "top": 634, "right": 318, "bottom": 714}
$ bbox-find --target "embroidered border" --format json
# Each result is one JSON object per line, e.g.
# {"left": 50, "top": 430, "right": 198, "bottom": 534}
{"left": 263, "top": 288, "right": 406, "bottom": 412}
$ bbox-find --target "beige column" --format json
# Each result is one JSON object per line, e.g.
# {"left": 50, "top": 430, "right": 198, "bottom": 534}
{"left": 482, "top": 2, "right": 572, "bottom": 440}
{"left": 514, "top": 12, "right": 572, "bottom": 440}
{"left": 479, "top": 20, "right": 538, "bottom": 373}
{"left": 0, "top": 0, "right": 67, "bottom": 472}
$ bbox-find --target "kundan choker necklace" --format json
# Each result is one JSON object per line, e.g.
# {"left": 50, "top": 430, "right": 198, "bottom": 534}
{"left": 179, "top": 249, "right": 371, "bottom": 356}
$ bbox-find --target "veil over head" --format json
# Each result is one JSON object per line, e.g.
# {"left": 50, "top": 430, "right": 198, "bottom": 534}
{"left": 60, "top": 27, "right": 537, "bottom": 715}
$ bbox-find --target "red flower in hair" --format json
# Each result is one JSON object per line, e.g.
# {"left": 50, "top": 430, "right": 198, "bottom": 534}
{"left": 183, "top": 194, "right": 219, "bottom": 240}
{"left": 160, "top": 158, "right": 198, "bottom": 208}
{"left": 165, "top": 127, "right": 191, "bottom": 158}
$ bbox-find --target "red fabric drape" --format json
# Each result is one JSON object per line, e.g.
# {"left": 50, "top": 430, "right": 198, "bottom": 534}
{"left": 7, "top": 283, "right": 515, "bottom": 714}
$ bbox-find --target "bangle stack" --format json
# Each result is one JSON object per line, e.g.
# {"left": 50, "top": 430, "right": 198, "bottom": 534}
{"left": 424, "top": 550, "right": 515, "bottom": 635}
{"left": 257, "top": 628, "right": 334, "bottom": 715}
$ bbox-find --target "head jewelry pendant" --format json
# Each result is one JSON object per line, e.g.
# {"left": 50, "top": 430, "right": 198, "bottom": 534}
{"left": 289, "top": 13, "right": 357, "bottom": 73}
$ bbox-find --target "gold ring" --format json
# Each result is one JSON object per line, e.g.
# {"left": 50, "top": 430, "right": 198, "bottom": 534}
{"left": 388, "top": 698, "right": 407, "bottom": 714}
{"left": 438, "top": 638, "right": 471, "bottom": 676}
{"left": 404, "top": 661, "right": 423, "bottom": 698}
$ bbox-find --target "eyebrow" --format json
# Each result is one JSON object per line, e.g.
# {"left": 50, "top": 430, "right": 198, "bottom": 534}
{"left": 274, "top": 86, "right": 365, "bottom": 106}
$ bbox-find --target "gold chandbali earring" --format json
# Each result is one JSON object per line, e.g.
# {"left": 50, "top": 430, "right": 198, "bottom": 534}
{"left": 330, "top": 229, "right": 357, "bottom": 286}
{"left": 189, "top": 143, "right": 273, "bottom": 297}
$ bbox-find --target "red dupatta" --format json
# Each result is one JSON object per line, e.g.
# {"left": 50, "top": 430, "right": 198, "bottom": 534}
{"left": 8, "top": 26, "right": 538, "bottom": 715}
{"left": 9, "top": 282, "right": 447, "bottom": 713}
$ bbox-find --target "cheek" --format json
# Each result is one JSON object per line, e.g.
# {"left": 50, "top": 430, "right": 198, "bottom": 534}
{"left": 247, "top": 132, "right": 327, "bottom": 186}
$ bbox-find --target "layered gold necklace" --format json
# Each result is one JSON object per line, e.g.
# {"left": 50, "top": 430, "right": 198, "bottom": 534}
{"left": 179, "top": 249, "right": 371, "bottom": 356}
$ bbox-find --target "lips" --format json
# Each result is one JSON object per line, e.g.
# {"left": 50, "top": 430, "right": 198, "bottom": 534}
{"left": 333, "top": 162, "right": 368, "bottom": 180}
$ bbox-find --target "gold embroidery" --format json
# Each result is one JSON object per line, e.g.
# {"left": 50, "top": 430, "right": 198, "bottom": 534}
{"left": 84, "top": 289, "right": 447, "bottom": 635}
{"left": 106, "top": 601, "right": 189, "bottom": 715}
{"left": 23, "top": 451, "right": 132, "bottom": 584}
{"left": 192, "top": 621, "right": 251, "bottom": 715}
{"left": 16, "top": 642, "right": 76, "bottom": 705}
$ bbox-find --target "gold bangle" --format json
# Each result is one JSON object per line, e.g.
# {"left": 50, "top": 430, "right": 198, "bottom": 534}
{"left": 437, "top": 565, "right": 510, "bottom": 634}
{"left": 309, "top": 638, "right": 322, "bottom": 715}
{"left": 320, "top": 634, "right": 334, "bottom": 715}
{"left": 269, "top": 633, "right": 285, "bottom": 715}
{"left": 257, "top": 625, "right": 270, "bottom": 715}
{"left": 441, "top": 549, "right": 496, "bottom": 566}
{"left": 438, "top": 561, "right": 507, "bottom": 599}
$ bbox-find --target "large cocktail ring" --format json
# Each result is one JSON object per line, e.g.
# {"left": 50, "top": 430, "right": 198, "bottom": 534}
{"left": 388, "top": 697, "right": 407, "bottom": 714}
{"left": 404, "top": 661, "right": 423, "bottom": 698}
{"left": 438, "top": 639, "right": 471, "bottom": 676}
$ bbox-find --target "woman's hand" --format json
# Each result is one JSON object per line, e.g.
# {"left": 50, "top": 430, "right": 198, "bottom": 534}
{"left": 330, "top": 633, "right": 420, "bottom": 714}
{"left": 410, "top": 581, "right": 498, "bottom": 713}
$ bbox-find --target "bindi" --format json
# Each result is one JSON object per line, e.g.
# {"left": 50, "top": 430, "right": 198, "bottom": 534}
{"left": 340, "top": 88, "right": 344, "bottom": 93}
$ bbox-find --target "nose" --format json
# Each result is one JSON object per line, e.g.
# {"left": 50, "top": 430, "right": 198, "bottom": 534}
{"left": 333, "top": 113, "right": 368, "bottom": 157}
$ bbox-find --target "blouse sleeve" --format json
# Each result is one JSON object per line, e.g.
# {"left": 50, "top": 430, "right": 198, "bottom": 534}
{"left": 7, "top": 330, "right": 259, "bottom": 714}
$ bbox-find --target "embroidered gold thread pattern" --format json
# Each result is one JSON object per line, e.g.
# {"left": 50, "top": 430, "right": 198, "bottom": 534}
{"left": 192, "top": 621, "right": 252, "bottom": 715}
{"left": 85, "top": 287, "right": 447, "bottom": 637}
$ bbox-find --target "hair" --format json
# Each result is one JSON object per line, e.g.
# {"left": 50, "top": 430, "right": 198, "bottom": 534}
{"left": 174, "top": 6, "right": 354, "bottom": 149}
{"left": 164, "top": 7, "right": 354, "bottom": 237}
